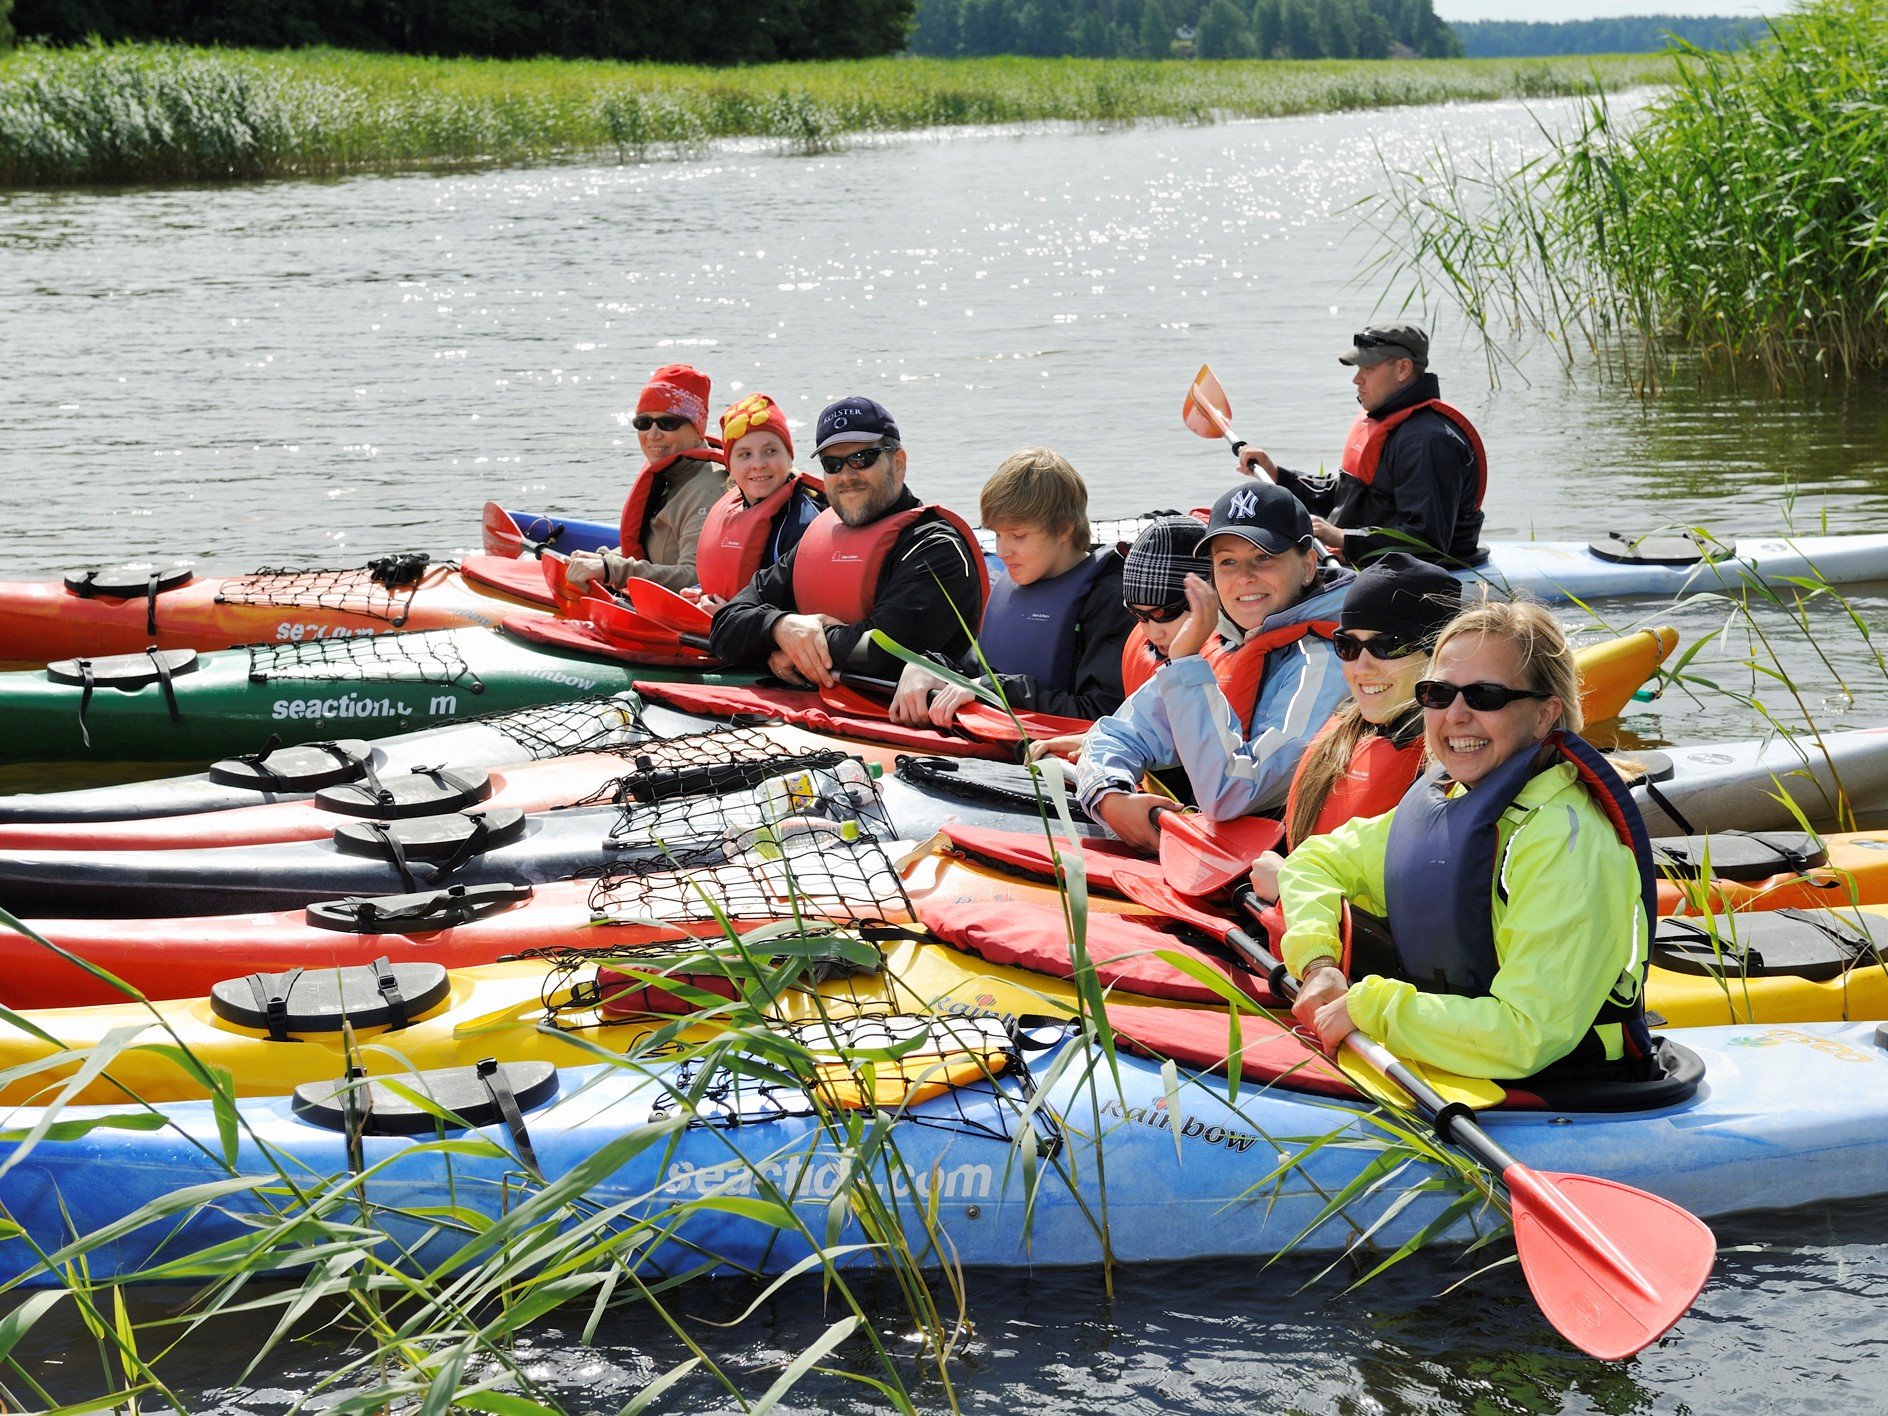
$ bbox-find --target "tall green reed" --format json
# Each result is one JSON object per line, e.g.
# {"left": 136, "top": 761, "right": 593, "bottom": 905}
{"left": 1364, "top": 0, "right": 1888, "bottom": 389}
{"left": 0, "top": 42, "right": 1672, "bottom": 188}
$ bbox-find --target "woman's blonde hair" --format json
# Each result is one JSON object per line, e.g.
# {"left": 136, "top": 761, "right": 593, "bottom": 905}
{"left": 980, "top": 448, "right": 1090, "bottom": 548}
{"left": 1286, "top": 698, "right": 1422, "bottom": 849}
{"left": 1430, "top": 595, "right": 1582, "bottom": 733}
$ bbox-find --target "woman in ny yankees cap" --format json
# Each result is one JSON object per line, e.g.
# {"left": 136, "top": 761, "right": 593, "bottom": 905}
{"left": 1075, "top": 479, "right": 1355, "bottom": 850}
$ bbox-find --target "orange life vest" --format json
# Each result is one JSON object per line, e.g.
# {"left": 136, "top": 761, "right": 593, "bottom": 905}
{"left": 617, "top": 446, "right": 725, "bottom": 559}
{"left": 1285, "top": 722, "right": 1425, "bottom": 849}
{"left": 790, "top": 504, "right": 988, "bottom": 625}
{"left": 1338, "top": 400, "right": 1488, "bottom": 509}
{"left": 694, "top": 472, "right": 824, "bottom": 601}
{"left": 1120, "top": 624, "right": 1165, "bottom": 696}
{"left": 1201, "top": 619, "right": 1340, "bottom": 734}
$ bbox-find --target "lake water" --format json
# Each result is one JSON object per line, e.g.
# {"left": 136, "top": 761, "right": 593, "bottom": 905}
{"left": 4, "top": 96, "right": 1888, "bottom": 1410}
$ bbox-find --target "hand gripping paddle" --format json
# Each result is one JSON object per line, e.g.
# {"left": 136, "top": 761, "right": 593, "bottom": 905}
{"left": 1112, "top": 864, "right": 1716, "bottom": 1360}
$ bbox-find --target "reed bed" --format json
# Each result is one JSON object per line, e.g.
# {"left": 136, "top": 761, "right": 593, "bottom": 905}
{"left": 1363, "top": 0, "right": 1888, "bottom": 387}
{"left": 0, "top": 42, "right": 1673, "bottom": 187}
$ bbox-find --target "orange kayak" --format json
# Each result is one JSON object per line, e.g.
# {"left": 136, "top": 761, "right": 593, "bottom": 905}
{"left": 0, "top": 846, "right": 1150, "bottom": 1010}
{"left": 0, "top": 556, "right": 553, "bottom": 666}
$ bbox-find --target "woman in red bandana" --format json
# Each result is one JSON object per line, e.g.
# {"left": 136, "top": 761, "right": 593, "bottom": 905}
{"left": 693, "top": 393, "right": 827, "bottom": 612}
{"left": 567, "top": 363, "right": 728, "bottom": 594}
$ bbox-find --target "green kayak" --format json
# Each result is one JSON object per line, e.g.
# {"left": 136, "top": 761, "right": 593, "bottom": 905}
{"left": 6, "top": 627, "right": 754, "bottom": 764}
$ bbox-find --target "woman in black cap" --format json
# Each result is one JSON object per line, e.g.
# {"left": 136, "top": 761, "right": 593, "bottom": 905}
{"left": 1248, "top": 552, "right": 1462, "bottom": 900}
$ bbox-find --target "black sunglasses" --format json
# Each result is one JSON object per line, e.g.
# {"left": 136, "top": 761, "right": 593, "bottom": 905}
{"left": 1352, "top": 331, "right": 1396, "bottom": 350}
{"left": 632, "top": 414, "right": 691, "bottom": 432}
{"left": 1332, "top": 629, "right": 1424, "bottom": 662}
{"left": 818, "top": 443, "right": 898, "bottom": 476}
{"left": 1127, "top": 602, "right": 1187, "bottom": 626}
{"left": 1414, "top": 680, "right": 1551, "bottom": 712}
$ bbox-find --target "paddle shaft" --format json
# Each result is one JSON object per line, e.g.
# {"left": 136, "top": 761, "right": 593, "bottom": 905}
{"left": 1219, "top": 888, "right": 1524, "bottom": 1169}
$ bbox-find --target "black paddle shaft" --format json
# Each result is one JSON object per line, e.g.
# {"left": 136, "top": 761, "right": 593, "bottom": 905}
{"left": 1218, "top": 887, "right": 1526, "bottom": 1172}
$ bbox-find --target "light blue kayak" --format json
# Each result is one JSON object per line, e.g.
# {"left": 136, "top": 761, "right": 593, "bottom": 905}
{"left": 493, "top": 505, "right": 1888, "bottom": 605}
{"left": 3, "top": 1014, "right": 1885, "bottom": 1289}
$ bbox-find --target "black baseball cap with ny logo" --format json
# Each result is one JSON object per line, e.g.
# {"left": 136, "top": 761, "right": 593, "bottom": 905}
{"left": 1204, "top": 480, "right": 1315, "bottom": 555}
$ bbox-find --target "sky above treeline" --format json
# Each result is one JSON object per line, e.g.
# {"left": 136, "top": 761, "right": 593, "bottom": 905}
{"left": 1434, "top": 1, "right": 1792, "bottom": 19}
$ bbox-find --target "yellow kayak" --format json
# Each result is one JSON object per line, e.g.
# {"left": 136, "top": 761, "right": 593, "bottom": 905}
{"left": 0, "top": 933, "right": 1144, "bottom": 1107}
{"left": 1647, "top": 904, "right": 1888, "bottom": 1026}
{"left": 1576, "top": 626, "right": 1678, "bottom": 725}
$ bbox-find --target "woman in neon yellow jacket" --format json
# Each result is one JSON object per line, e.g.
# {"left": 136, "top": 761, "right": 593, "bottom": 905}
{"left": 1276, "top": 599, "right": 1653, "bottom": 1083}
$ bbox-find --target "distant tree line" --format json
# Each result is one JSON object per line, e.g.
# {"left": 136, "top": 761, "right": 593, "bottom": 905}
{"left": 910, "top": 0, "right": 1462, "bottom": 60}
{"left": 5, "top": 0, "right": 917, "bottom": 62}
{"left": 1453, "top": 15, "right": 1764, "bottom": 58}
{"left": 1, "top": 0, "right": 15, "bottom": 49}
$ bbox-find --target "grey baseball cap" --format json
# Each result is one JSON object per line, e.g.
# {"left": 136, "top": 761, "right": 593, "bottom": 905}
{"left": 1339, "top": 321, "right": 1429, "bottom": 368}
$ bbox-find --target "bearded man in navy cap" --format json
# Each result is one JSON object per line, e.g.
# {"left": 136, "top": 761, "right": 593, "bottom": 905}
{"left": 1238, "top": 322, "right": 1487, "bottom": 567}
{"left": 708, "top": 396, "right": 987, "bottom": 687}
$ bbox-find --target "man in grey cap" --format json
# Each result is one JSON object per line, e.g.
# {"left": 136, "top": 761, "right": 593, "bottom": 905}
{"left": 1237, "top": 321, "right": 1487, "bottom": 566}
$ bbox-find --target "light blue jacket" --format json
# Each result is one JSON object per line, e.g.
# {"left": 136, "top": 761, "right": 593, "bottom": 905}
{"left": 1076, "top": 567, "right": 1354, "bottom": 822}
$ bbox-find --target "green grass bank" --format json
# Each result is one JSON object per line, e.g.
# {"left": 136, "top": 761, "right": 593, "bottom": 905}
{"left": 0, "top": 42, "right": 1672, "bottom": 187}
{"left": 1369, "top": 0, "right": 1888, "bottom": 386}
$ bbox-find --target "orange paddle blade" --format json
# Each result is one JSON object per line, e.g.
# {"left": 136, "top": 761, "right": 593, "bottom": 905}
{"left": 1182, "top": 364, "right": 1235, "bottom": 440}
{"left": 482, "top": 502, "right": 525, "bottom": 557}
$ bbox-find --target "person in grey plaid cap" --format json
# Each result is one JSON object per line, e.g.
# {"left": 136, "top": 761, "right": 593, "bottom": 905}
{"left": 1118, "top": 515, "right": 1208, "bottom": 692}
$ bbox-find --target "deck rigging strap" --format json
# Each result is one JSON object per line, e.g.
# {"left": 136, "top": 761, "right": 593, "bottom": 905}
{"left": 214, "top": 554, "right": 445, "bottom": 626}
{"left": 246, "top": 631, "right": 481, "bottom": 690}
{"left": 473, "top": 693, "right": 652, "bottom": 760}
{"left": 585, "top": 829, "right": 911, "bottom": 929}
{"left": 575, "top": 726, "right": 849, "bottom": 808}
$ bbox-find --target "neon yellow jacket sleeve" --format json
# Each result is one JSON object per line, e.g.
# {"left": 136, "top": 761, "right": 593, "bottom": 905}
{"left": 1277, "top": 763, "right": 1644, "bottom": 1080}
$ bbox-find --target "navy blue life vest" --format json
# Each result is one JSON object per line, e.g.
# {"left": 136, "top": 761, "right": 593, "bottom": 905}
{"left": 978, "top": 547, "right": 1116, "bottom": 692}
{"left": 1381, "top": 729, "right": 1656, "bottom": 1066}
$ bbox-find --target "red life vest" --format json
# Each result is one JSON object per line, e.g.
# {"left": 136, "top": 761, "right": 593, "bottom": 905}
{"left": 1201, "top": 620, "right": 1340, "bottom": 734}
{"left": 1338, "top": 400, "right": 1488, "bottom": 509}
{"left": 617, "top": 446, "right": 725, "bottom": 559}
{"left": 1284, "top": 722, "right": 1424, "bottom": 849}
{"left": 694, "top": 472, "right": 824, "bottom": 601}
{"left": 790, "top": 504, "right": 988, "bottom": 625}
{"left": 1120, "top": 624, "right": 1165, "bottom": 696}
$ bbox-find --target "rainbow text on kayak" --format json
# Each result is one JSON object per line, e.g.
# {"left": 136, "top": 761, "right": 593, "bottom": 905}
{"left": 270, "top": 693, "right": 460, "bottom": 720}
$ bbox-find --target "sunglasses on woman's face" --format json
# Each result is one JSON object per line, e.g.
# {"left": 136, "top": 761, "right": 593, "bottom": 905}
{"left": 1414, "top": 679, "right": 1551, "bottom": 712}
{"left": 1332, "top": 630, "right": 1423, "bottom": 662}
{"left": 817, "top": 443, "right": 897, "bottom": 476}
{"left": 632, "top": 414, "right": 691, "bottom": 432}
{"left": 1126, "top": 602, "right": 1186, "bottom": 625}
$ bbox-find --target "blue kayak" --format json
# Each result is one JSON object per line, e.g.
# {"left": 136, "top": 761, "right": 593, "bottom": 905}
{"left": 3, "top": 1014, "right": 1885, "bottom": 1289}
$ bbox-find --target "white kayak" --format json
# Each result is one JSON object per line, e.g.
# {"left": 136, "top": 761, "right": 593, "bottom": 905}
{"left": 1464, "top": 531, "right": 1888, "bottom": 605}
{"left": 1629, "top": 724, "right": 1888, "bottom": 835}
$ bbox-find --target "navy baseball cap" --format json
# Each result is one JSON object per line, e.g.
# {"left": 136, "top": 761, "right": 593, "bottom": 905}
{"left": 815, "top": 396, "right": 900, "bottom": 454}
{"left": 1204, "top": 481, "right": 1315, "bottom": 556}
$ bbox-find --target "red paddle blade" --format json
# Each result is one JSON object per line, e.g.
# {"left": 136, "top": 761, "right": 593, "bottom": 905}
{"left": 588, "top": 593, "right": 686, "bottom": 647}
{"left": 542, "top": 554, "right": 584, "bottom": 615}
{"left": 1182, "top": 364, "right": 1235, "bottom": 441}
{"left": 482, "top": 501, "right": 524, "bottom": 557}
{"left": 1507, "top": 1166, "right": 1715, "bottom": 1360}
{"left": 623, "top": 576, "right": 713, "bottom": 636}
{"left": 818, "top": 681, "right": 892, "bottom": 720}
{"left": 1157, "top": 812, "right": 1285, "bottom": 897}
